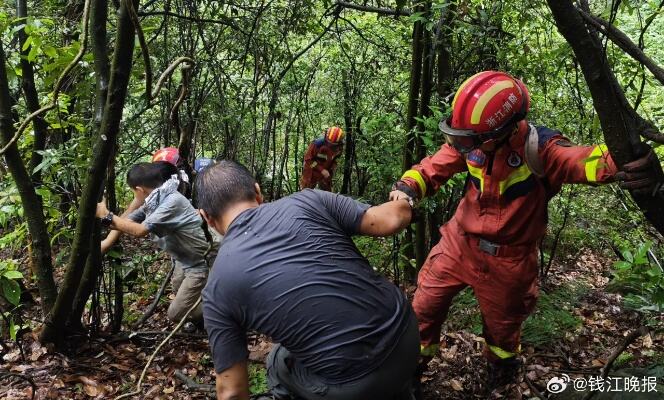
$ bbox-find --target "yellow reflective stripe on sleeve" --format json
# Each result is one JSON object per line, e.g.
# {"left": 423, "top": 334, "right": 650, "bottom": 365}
{"left": 488, "top": 344, "right": 519, "bottom": 359}
{"left": 584, "top": 144, "right": 608, "bottom": 182}
{"left": 317, "top": 153, "right": 329, "bottom": 160}
{"left": 401, "top": 169, "right": 427, "bottom": 198}
{"left": 466, "top": 163, "right": 484, "bottom": 192}
{"left": 470, "top": 80, "right": 515, "bottom": 124}
{"left": 499, "top": 164, "right": 532, "bottom": 195}
{"left": 310, "top": 161, "right": 317, "bottom": 168}
{"left": 420, "top": 343, "right": 440, "bottom": 357}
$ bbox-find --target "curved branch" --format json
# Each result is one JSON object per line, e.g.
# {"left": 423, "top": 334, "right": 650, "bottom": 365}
{"left": 0, "top": 373, "right": 36, "bottom": 400}
{"left": 335, "top": 1, "right": 411, "bottom": 17}
{"left": 0, "top": 0, "right": 91, "bottom": 156}
{"left": 124, "top": 0, "right": 152, "bottom": 103}
{"left": 638, "top": 0, "right": 664, "bottom": 49}
{"left": 150, "top": 56, "right": 195, "bottom": 100}
{"left": 577, "top": 8, "right": 664, "bottom": 86}
{"left": 138, "top": 10, "right": 242, "bottom": 32}
{"left": 641, "top": 128, "right": 664, "bottom": 144}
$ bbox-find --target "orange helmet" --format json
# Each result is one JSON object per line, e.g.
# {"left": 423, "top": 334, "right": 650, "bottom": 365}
{"left": 151, "top": 147, "right": 180, "bottom": 166}
{"left": 439, "top": 71, "right": 530, "bottom": 153}
{"left": 325, "top": 126, "right": 345, "bottom": 144}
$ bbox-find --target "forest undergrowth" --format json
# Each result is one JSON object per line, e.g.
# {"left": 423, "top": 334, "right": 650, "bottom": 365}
{"left": 1, "top": 239, "right": 662, "bottom": 400}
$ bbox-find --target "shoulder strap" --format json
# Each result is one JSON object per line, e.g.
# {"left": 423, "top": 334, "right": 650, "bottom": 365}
{"left": 524, "top": 124, "right": 545, "bottom": 178}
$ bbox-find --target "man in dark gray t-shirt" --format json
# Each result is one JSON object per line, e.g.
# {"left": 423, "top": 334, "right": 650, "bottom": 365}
{"left": 197, "top": 161, "right": 418, "bottom": 400}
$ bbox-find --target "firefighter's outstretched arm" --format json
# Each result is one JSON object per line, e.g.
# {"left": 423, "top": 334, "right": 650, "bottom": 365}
{"left": 390, "top": 143, "right": 466, "bottom": 202}
{"left": 541, "top": 135, "right": 663, "bottom": 195}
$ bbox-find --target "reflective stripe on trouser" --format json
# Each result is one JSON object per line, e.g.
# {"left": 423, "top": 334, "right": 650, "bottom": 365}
{"left": 412, "top": 218, "right": 538, "bottom": 363}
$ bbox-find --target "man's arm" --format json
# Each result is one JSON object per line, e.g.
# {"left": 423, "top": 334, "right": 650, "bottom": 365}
{"left": 101, "top": 197, "right": 143, "bottom": 253}
{"left": 215, "top": 361, "right": 250, "bottom": 400}
{"left": 359, "top": 199, "right": 412, "bottom": 237}
{"left": 96, "top": 201, "right": 149, "bottom": 238}
{"left": 110, "top": 216, "right": 150, "bottom": 238}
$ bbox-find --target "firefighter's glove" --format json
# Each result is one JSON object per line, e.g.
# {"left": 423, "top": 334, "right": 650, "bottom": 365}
{"left": 615, "top": 149, "right": 664, "bottom": 196}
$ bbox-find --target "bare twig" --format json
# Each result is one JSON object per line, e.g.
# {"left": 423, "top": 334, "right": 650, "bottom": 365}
{"left": 523, "top": 374, "right": 545, "bottom": 400}
{"left": 174, "top": 370, "right": 215, "bottom": 392}
{"left": 0, "top": 0, "right": 91, "bottom": 156}
{"left": 150, "top": 57, "right": 195, "bottom": 100}
{"left": 113, "top": 297, "right": 202, "bottom": 400}
{"left": 104, "top": 330, "right": 206, "bottom": 344}
{"left": 138, "top": 10, "right": 241, "bottom": 31}
{"left": 601, "top": 326, "right": 648, "bottom": 378}
{"left": 582, "top": 326, "right": 649, "bottom": 400}
{"left": 335, "top": 1, "right": 411, "bottom": 16}
{"left": 130, "top": 263, "right": 175, "bottom": 329}
{"left": 124, "top": 0, "right": 152, "bottom": 103}
{"left": 577, "top": 8, "right": 664, "bottom": 86}
{"left": 0, "top": 373, "right": 36, "bottom": 400}
{"left": 641, "top": 128, "right": 664, "bottom": 144}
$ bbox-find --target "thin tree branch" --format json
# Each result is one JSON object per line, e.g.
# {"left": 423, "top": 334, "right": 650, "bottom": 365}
{"left": 0, "top": 0, "right": 91, "bottom": 156}
{"left": 151, "top": 57, "right": 195, "bottom": 100}
{"left": 335, "top": 1, "right": 411, "bottom": 17}
{"left": 174, "top": 370, "right": 215, "bottom": 392}
{"left": 130, "top": 263, "right": 175, "bottom": 329}
{"left": 138, "top": 10, "right": 242, "bottom": 32}
{"left": 642, "top": 128, "right": 664, "bottom": 144}
{"left": 638, "top": 0, "right": 664, "bottom": 49}
{"left": 577, "top": 8, "right": 664, "bottom": 86}
{"left": 124, "top": 0, "right": 152, "bottom": 103}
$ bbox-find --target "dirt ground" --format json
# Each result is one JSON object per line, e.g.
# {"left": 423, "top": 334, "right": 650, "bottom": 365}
{"left": 1, "top": 248, "right": 662, "bottom": 399}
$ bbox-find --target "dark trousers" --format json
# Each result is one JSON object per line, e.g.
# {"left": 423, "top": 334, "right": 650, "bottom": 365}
{"left": 266, "top": 311, "right": 419, "bottom": 400}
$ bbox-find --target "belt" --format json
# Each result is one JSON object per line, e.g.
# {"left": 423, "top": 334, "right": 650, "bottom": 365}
{"left": 474, "top": 236, "right": 537, "bottom": 258}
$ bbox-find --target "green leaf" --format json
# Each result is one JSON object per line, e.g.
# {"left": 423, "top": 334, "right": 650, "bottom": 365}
{"left": 9, "top": 319, "right": 18, "bottom": 341}
{"left": 27, "top": 44, "right": 39, "bottom": 62}
{"left": 1, "top": 278, "right": 20, "bottom": 306}
{"left": 3, "top": 270, "right": 23, "bottom": 280}
{"left": 21, "top": 35, "right": 33, "bottom": 51}
{"left": 614, "top": 261, "right": 632, "bottom": 271}
{"left": 43, "top": 45, "right": 57, "bottom": 58}
{"left": 621, "top": 249, "right": 634, "bottom": 263}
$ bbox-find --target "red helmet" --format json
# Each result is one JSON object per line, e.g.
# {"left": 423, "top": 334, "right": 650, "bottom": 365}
{"left": 325, "top": 126, "right": 345, "bottom": 144}
{"left": 151, "top": 147, "right": 180, "bottom": 166}
{"left": 439, "top": 71, "right": 530, "bottom": 153}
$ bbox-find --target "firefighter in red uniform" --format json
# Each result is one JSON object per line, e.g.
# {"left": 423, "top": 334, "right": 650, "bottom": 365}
{"left": 300, "top": 126, "right": 345, "bottom": 191}
{"left": 389, "top": 71, "right": 662, "bottom": 391}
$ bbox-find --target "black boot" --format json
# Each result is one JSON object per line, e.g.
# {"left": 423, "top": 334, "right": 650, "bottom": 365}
{"left": 486, "top": 357, "right": 521, "bottom": 393}
{"left": 408, "top": 357, "right": 431, "bottom": 400}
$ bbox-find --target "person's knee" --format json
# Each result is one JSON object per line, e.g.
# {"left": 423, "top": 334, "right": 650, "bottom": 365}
{"left": 167, "top": 302, "right": 186, "bottom": 323}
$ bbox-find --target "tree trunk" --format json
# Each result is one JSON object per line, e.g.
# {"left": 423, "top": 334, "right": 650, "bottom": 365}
{"left": 402, "top": 6, "right": 425, "bottom": 280}
{"left": 547, "top": 0, "right": 664, "bottom": 234}
{"left": 66, "top": 0, "right": 111, "bottom": 332}
{"left": 341, "top": 69, "right": 356, "bottom": 195}
{"left": 0, "top": 45, "right": 58, "bottom": 315}
{"left": 430, "top": 0, "right": 456, "bottom": 246}
{"left": 40, "top": 0, "right": 138, "bottom": 346}
{"left": 414, "top": 3, "right": 434, "bottom": 270}
{"left": 17, "top": 0, "right": 49, "bottom": 183}
{"left": 68, "top": 221, "right": 102, "bottom": 329}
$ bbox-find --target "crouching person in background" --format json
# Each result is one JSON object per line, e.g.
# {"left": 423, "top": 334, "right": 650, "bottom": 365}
{"left": 196, "top": 160, "right": 419, "bottom": 400}
{"left": 96, "top": 161, "right": 218, "bottom": 326}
